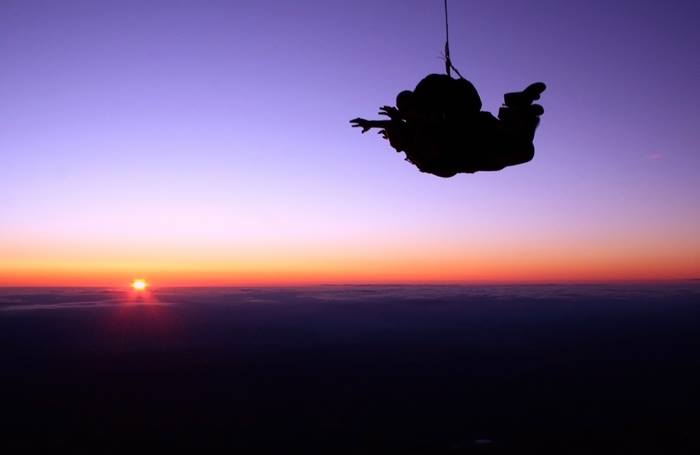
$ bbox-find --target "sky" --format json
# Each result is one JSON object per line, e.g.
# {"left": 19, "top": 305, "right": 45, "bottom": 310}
{"left": 1, "top": 0, "right": 699, "bottom": 286}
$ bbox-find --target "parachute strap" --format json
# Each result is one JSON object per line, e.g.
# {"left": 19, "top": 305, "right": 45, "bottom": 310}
{"left": 443, "top": 0, "right": 464, "bottom": 79}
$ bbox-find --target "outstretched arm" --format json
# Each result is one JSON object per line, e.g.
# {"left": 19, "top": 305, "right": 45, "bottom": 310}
{"left": 349, "top": 118, "right": 393, "bottom": 133}
{"left": 350, "top": 102, "right": 406, "bottom": 133}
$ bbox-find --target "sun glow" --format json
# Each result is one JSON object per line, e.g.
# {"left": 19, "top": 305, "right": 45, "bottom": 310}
{"left": 131, "top": 279, "right": 148, "bottom": 291}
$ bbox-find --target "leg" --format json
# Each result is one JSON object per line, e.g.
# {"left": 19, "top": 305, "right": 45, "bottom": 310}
{"left": 495, "top": 105, "right": 538, "bottom": 167}
{"left": 495, "top": 83, "right": 545, "bottom": 166}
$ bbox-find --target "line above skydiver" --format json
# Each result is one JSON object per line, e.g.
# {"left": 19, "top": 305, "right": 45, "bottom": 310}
{"left": 349, "top": 0, "right": 546, "bottom": 178}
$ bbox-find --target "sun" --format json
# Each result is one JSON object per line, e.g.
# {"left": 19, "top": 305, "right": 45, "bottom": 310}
{"left": 131, "top": 279, "right": 148, "bottom": 291}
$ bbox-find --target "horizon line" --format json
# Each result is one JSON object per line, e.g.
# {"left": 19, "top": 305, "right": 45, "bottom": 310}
{"left": 1, "top": 278, "right": 698, "bottom": 289}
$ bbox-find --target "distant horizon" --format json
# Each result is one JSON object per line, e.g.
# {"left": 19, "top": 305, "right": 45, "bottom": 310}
{"left": 2, "top": 278, "right": 698, "bottom": 289}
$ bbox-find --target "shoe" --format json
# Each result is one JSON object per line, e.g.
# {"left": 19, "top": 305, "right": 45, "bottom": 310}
{"left": 504, "top": 82, "right": 547, "bottom": 107}
{"left": 523, "top": 82, "right": 546, "bottom": 101}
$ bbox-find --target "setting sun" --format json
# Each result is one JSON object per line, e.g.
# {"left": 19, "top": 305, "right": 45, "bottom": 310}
{"left": 131, "top": 279, "right": 148, "bottom": 291}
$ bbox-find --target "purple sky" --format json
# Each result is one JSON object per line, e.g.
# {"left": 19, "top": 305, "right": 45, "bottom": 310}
{"left": 1, "top": 0, "right": 699, "bottom": 284}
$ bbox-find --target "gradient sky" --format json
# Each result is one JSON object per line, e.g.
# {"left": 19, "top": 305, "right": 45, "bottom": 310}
{"left": 1, "top": 0, "right": 699, "bottom": 286}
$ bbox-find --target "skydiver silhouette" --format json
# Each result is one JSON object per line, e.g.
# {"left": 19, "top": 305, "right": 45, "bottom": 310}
{"left": 351, "top": 75, "right": 545, "bottom": 177}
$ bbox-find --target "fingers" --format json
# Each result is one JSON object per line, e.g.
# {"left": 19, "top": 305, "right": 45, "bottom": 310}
{"left": 350, "top": 122, "right": 369, "bottom": 133}
{"left": 351, "top": 125, "right": 369, "bottom": 133}
{"left": 350, "top": 118, "right": 368, "bottom": 131}
{"left": 524, "top": 82, "right": 546, "bottom": 99}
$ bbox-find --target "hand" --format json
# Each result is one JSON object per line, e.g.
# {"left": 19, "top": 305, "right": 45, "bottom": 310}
{"left": 350, "top": 118, "right": 372, "bottom": 133}
{"left": 379, "top": 106, "right": 400, "bottom": 119}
